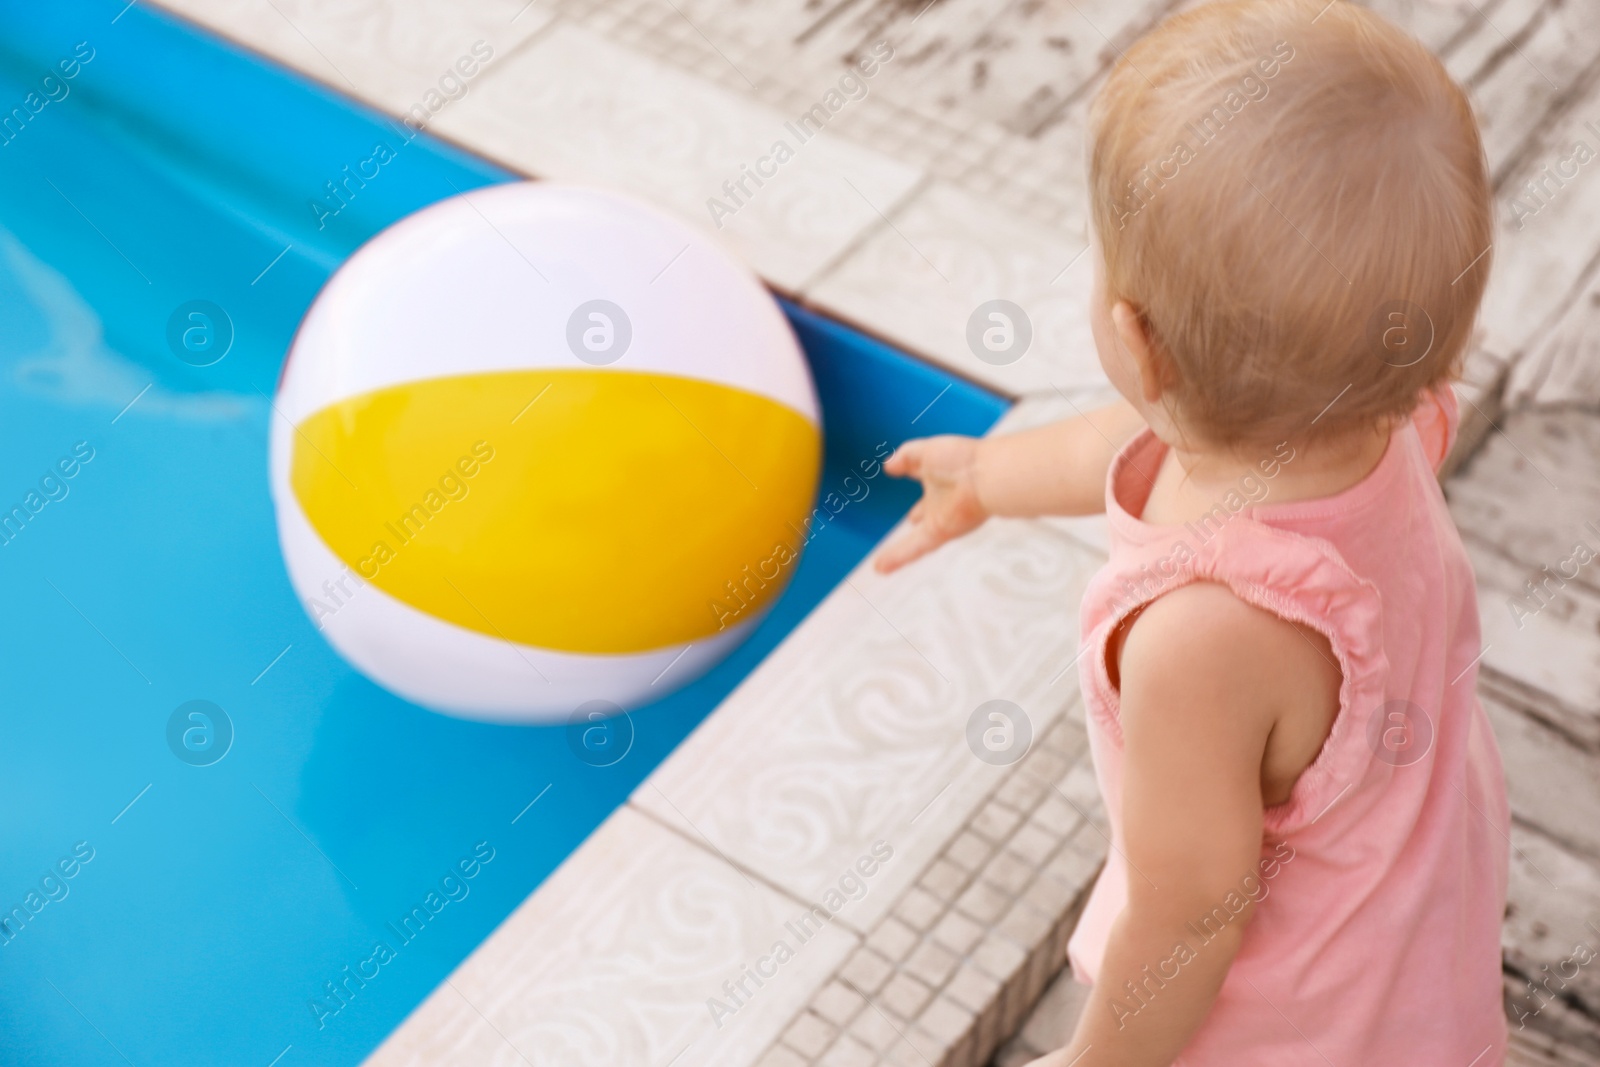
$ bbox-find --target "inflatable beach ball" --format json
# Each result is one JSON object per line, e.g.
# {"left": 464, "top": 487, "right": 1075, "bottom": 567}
{"left": 270, "top": 184, "right": 821, "bottom": 722}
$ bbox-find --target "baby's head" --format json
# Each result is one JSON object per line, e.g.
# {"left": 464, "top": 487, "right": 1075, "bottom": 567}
{"left": 1087, "top": 0, "right": 1491, "bottom": 451}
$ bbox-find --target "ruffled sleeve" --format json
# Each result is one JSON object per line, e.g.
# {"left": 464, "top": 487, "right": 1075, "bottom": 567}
{"left": 1077, "top": 518, "right": 1391, "bottom": 837}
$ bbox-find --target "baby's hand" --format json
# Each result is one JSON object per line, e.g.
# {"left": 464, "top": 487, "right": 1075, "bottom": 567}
{"left": 873, "top": 435, "right": 989, "bottom": 573}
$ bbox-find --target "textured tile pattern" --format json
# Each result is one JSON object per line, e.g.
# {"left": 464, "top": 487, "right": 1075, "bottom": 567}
{"left": 151, "top": 0, "right": 558, "bottom": 115}
{"left": 151, "top": 0, "right": 925, "bottom": 293}
{"left": 539, "top": 0, "right": 1171, "bottom": 230}
{"left": 366, "top": 806, "right": 858, "bottom": 1067}
{"left": 805, "top": 181, "right": 1097, "bottom": 396}
{"left": 429, "top": 21, "right": 925, "bottom": 292}
{"left": 634, "top": 514, "right": 1105, "bottom": 935}
{"left": 751, "top": 715, "right": 1108, "bottom": 1067}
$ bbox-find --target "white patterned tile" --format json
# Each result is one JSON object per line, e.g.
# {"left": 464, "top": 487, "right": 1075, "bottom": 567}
{"left": 428, "top": 22, "right": 925, "bottom": 291}
{"left": 364, "top": 806, "right": 856, "bottom": 1067}
{"left": 805, "top": 181, "right": 1100, "bottom": 397}
{"left": 633, "top": 517, "right": 1104, "bottom": 936}
{"left": 151, "top": 0, "right": 556, "bottom": 116}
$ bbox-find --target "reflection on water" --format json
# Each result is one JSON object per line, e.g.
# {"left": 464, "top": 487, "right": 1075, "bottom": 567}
{"left": 0, "top": 225, "right": 251, "bottom": 421}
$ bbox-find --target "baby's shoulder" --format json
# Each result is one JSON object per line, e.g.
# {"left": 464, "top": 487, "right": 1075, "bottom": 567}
{"left": 1117, "top": 581, "right": 1339, "bottom": 746}
{"left": 1121, "top": 580, "right": 1315, "bottom": 670}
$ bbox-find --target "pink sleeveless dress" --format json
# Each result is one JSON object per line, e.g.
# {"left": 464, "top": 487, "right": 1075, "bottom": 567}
{"left": 1065, "top": 388, "right": 1510, "bottom": 1064}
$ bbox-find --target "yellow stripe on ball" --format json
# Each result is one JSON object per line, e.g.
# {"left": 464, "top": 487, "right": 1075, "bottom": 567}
{"left": 290, "top": 368, "right": 821, "bottom": 654}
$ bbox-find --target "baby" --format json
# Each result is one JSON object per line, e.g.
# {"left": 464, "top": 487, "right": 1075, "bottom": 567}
{"left": 876, "top": 1, "right": 1509, "bottom": 1063}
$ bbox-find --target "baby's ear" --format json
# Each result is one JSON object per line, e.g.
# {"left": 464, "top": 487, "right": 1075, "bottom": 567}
{"left": 1111, "top": 300, "right": 1170, "bottom": 404}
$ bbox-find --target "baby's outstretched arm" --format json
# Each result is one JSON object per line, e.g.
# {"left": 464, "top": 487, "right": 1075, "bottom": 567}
{"left": 874, "top": 400, "right": 1144, "bottom": 573}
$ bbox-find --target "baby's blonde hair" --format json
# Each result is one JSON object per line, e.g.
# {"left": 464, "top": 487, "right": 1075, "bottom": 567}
{"left": 1090, "top": 0, "right": 1492, "bottom": 448}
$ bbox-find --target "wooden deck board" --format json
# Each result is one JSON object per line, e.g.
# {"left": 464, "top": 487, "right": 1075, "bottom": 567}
{"left": 1457, "top": 0, "right": 1600, "bottom": 186}
{"left": 1502, "top": 822, "right": 1600, "bottom": 1059}
{"left": 1449, "top": 404, "right": 1600, "bottom": 1056}
{"left": 1483, "top": 678, "right": 1600, "bottom": 864}
{"left": 1363, "top": 0, "right": 1492, "bottom": 56}
{"left": 1451, "top": 410, "right": 1600, "bottom": 750}
{"left": 1510, "top": 282, "right": 1600, "bottom": 407}
{"left": 1480, "top": 96, "right": 1600, "bottom": 367}
{"left": 1472, "top": 564, "right": 1600, "bottom": 754}
{"left": 1450, "top": 409, "right": 1600, "bottom": 568}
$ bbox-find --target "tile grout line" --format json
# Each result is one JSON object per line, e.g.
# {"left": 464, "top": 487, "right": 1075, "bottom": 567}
{"left": 756, "top": 714, "right": 1107, "bottom": 1066}
{"left": 625, "top": 798, "right": 863, "bottom": 932}
{"left": 795, "top": 170, "right": 938, "bottom": 297}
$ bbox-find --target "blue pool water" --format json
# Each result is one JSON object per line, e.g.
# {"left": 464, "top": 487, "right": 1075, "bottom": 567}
{"left": 0, "top": 4, "right": 1005, "bottom": 1065}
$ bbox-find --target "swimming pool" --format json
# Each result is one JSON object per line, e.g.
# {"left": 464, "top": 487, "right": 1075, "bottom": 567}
{"left": 0, "top": 4, "right": 1004, "bottom": 1065}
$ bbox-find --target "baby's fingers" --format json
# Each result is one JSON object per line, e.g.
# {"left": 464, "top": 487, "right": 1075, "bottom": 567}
{"left": 872, "top": 518, "right": 946, "bottom": 574}
{"left": 883, "top": 439, "right": 924, "bottom": 478}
